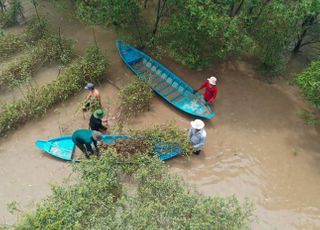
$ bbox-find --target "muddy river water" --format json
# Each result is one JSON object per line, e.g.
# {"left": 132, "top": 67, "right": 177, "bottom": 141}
{"left": 0, "top": 2, "right": 320, "bottom": 229}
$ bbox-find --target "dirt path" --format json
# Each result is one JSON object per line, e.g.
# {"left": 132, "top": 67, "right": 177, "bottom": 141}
{"left": 0, "top": 2, "right": 319, "bottom": 229}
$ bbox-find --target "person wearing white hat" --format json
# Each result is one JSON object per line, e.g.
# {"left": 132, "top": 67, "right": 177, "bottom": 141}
{"left": 188, "top": 119, "right": 207, "bottom": 155}
{"left": 193, "top": 76, "right": 218, "bottom": 104}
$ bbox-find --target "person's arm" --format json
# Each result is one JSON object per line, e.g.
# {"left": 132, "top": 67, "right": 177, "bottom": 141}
{"left": 193, "top": 134, "right": 206, "bottom": 149}
{"left": 188, "top": 128, "right": 193, "bottom": 139}
{"left": 196, "top": 81, "right": 208, "bottom": 91}
{"left": 96, "top": 91, "right": 102, "bottom": 106}
{"left": 208, "top": 87, "right": 218, "bottom": 104}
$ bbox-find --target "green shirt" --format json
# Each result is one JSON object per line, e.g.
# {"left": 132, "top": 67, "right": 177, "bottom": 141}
{"left": 72, "top": 129, "right": 94, "bottom": 145}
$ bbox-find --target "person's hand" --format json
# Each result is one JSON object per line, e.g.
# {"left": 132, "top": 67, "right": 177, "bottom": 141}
{"left": 192, "top": 89, "right": 197, "bottom": 94}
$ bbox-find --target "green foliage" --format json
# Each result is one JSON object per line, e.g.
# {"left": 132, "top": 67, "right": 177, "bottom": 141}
{"left": 0, "top": 33, "right": 24, "bottom": 61}
{"left": 127, "top": 123, "right": 193, "bottom": 157}
{"left": 24, "top": 16, "right": 48, "bottom": 42}
{"left": 75, "top": 0, "right": 140, "bottom": 26}
{"left": 0, "top": 35, "right": 73, "bottom": 90}
{"left": 296, "top": 60, "right": 320, "bottom": 108}
{"left": 16, "top": 150, "right": 253, "bottom": 229}
{"left": 156, "top": 0, "right": 252, "bottom": 68}
{"left": 249, "top": 1, "right": 298, "bottom": 75}
{"left": 0, "top": 0, "right": 24, "bottom": 27}
{"left": 119, "top": 77, "right": 153, "bottom": 119}
{"left": 0, "top": 16, "right": 48, "bottom": 62}
{"left": 0, "top": 47, "right": 107, "bottom": 136}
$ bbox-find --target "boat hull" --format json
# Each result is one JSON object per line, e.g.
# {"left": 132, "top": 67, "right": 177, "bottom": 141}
{"left": 116, "top": 40, "right": 215, "bottom": 119}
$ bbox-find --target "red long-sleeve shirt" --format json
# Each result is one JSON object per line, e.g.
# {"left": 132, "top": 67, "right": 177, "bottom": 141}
{"left": 196, "top": 80, "right": 218, "bottom": 104}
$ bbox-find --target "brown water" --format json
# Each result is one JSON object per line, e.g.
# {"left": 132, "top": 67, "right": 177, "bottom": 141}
{"left": 0, "top": 2, "right": 320, "bottom": 229}
{"left": 0, "top": 63, "right": 60, "bottom": 104}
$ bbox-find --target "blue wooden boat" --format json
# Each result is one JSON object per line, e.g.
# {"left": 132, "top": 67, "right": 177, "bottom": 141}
{"left": 35, "top": 135, "right": 128, "bottom": 161}
{"left": 116, "top": 40, "right": 215, "bottom": 119}
{"left": 35, "top": 135, "right": 182, "bottom": 161}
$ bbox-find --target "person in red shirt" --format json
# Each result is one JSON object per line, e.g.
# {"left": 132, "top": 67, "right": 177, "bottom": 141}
{"left": 193, "top": 76, "right": 218, "bottom": 104}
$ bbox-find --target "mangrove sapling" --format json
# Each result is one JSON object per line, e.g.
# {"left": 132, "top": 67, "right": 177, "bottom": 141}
{"left": 0, "top": 16, "right": 48, "bottom": 61}
{"left": 0, "top": 35, "right": 73, "bottom": 90}
{"left": 296, "top": 59, "right": 320, "bottom": 108}
{"left": 15, "top": 151, "right": 252, "bottom": 229}
{"left": 0, "top": 47, "right": 107, "bottom": 136}
{"left": 119, "top": 77, "right": 153, "bottom": 119}
{"left": 0, "top": 0, "right": 24, "bottom": 27}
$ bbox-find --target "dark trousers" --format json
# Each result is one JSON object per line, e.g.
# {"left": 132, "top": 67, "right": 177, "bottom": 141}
{"left": 74, "top": 142, "right": 99, "bottom": 159}
{"left": 193, "top": 150, "right": 201, "bottom": 155}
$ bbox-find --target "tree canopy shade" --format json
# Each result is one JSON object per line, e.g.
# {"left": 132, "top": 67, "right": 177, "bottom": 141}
{"left": 15, "top": 149, "right": 253, "bottom": 229}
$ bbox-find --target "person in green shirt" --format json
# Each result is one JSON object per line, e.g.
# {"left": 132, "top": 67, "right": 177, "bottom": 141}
{"left": 72, "top": 129, "right": 102, "bottom": 159}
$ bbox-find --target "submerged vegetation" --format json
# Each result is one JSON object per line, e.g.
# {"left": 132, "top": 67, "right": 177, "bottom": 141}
{"left": 0, "top": 47, "right": 107, "bottom": 136}
{"left": 15, "top": 150, "right": 253, "bottom": 229}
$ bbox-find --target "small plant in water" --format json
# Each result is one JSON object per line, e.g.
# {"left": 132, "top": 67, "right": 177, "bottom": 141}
{"left": 119, "top": 77, "right": 153, "bottom": 120}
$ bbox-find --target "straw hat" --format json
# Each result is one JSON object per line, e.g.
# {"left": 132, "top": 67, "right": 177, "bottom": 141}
{"left": 190, "top": 119, "right": 205, "bottom": 130}
{"left": 207, "top": 76, "right": 217, "bottom": 85}
{"left": 92, "top": 131, "right": 102, "bottom": 141}
{"left": 93, "top": 109, "right": 107, "bottom": 119}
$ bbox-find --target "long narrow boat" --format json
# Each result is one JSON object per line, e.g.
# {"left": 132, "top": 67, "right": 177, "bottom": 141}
{"left": 35, "top": 135, "right": 128, "bottom": 161}
{"left": 35, "top": 135, "right": 182, "bottom": 161}
{"left": 116, "top": 40, "right": 215, "bottom": 119}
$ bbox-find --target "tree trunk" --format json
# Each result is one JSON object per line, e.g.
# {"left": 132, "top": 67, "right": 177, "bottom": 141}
{"left": 152, "top": 0, "right": 162, "bottom": 36}
{"left": 293, "top": 15, "right": 317, "bottom": 53}
{"left": 229, "top": 0, "right": 244, "bottom": 17}
{"left": 144, "top": 0, "right": 148, "bottom": 9}
{"left": 133, "top": 16, "right": 144, "bottom": 48}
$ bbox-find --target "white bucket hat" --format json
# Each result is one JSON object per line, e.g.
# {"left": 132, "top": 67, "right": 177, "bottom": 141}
{"left": 208, "top": 76, "right": 217, "bottom": 85}
{"left": 190, "top": 119, "right": 205, "bottom": 130}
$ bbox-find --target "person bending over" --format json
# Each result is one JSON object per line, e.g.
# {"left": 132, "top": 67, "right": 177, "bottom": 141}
{"left": 72, "top": 129, "right": 102, "bottom": 159}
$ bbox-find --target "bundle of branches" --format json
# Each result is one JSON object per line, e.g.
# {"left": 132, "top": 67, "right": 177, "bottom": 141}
{"left": 101, "top": 138, "right": 150, "bottom": 158}
{"left": 0, "top": 35, "right": 73, "bottom": 90}
{"left": 0, "top": 47, "right": 107, "bottom": 136}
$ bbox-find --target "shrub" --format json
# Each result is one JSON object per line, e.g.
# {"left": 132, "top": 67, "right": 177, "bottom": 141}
{"left": 15, "top": 150, "right": 253, "bottom": 229}
{"left": 0, "top": 0, "right": 24, "bottom": 27}
{"left": 0, "top": 16, "right": 48, "bottom": 61}
{"left": 119, "top": 77, "right": 153, "bottom": 119}
{"left": 0, "top": 47, "right": 107, "bottom": 136}
{"left": 296, "top": 60, "right": 320, "bottom": 108}
{"left": 0, "top": 35, "right": 73, "bottom": 90}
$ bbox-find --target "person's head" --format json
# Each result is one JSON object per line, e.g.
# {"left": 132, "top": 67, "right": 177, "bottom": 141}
{"left": 190, "top": 119, "right": 205, "bottom": 132}
{"left": 92, "top": 131, "right": 103, "bottom": 141}
{"left": 85, "top": 82, "right": 95, "bottom": 91}
{"left": 207, "top": 76, "right": 217, "bottom": 86}
{"left": 93, "top": 109, "right": 107, "bottom": 120}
